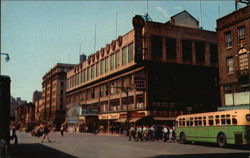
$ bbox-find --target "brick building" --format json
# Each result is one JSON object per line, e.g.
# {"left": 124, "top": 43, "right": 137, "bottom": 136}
{"left": 217, "top": 5, "right": 250, "bottom": 110}
{"left": 66, "top": 11, "right": 220, "bottom": 133}
{"left": 41, "top": 63, "right": 75, "bottom": 129}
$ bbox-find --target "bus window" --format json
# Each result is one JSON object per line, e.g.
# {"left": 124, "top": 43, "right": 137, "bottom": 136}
{"left": 226, "top": 114, "right": 230, "bottom": 117}
{"left": 186, "top": 118, "right": 191, "bottom": 126}
{"left": 198, "top": 120, "right": 202, "bottom": 126}
{"left": 203, "top": 120, "right": 206, "bottom": 126}
{"left": 215, "top": 115, "right": 220, "bottom": 125}
{"left": 215, "top": 119, "right": 220, "bottom": 125}
{"left": 226, "top": 118, "right": 231, "bottom": 125}
{"left": 221, "top": 118, "right": 226, "bottom": 125}
{"left": 194, "top": 118, "right": 198, "bottom": 126}
{"left": 232, "top": 118, "right": 237, "bottom": 125}
{"left": 209, "top": 116, "right": 214, "bottom": 125}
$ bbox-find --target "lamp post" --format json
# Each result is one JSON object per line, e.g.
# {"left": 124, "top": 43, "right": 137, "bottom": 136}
{"left": 0, "top": 53, "right": 10, "bottom": 75}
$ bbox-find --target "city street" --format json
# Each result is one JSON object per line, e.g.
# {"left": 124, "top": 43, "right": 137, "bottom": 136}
{"left": 9, "top": 132, "right": 250, "bottom": 158}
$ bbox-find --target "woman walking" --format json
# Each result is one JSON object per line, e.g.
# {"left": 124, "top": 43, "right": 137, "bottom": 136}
{"left": 41, "top": 123, "right": 51, "bottom": 143}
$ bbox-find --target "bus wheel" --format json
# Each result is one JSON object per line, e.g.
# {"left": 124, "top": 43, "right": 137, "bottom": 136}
{"left": 217, "top": 133, "right": 226, "bottom": 147}
{"left": 180, "top": 133, "right": 186, "bottom": 144}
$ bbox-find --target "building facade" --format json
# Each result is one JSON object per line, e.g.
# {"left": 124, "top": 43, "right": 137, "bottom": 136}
{"left": 66, "top": 11, "right": 220, "bottom": 133}
{"left": 41, "top": 63, "right": 75, "bottom": 129}
{"left": 217, "top": 5, "right": 250, "bottom": 110}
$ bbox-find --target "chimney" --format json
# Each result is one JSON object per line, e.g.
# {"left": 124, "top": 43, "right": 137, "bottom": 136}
{"left": 80, "top": 54, "right": 87, "bottom": 63}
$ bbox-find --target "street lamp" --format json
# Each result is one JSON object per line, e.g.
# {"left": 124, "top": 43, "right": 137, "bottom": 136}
{"left": 0, "top": 53, "right": 10, "bottom": 75}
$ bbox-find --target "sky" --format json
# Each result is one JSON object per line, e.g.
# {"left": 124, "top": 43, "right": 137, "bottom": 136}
{"left": 1, "top": 1, "right": 241, "bottom": 102}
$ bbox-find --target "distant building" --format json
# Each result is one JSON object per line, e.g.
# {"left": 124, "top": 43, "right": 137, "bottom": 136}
{"left": 32, "top": 90, "right": 42, "bottom": 122}
{"left": 32, "top": 90, "right": 42, "bottom": 104}
{"left": 41, "top": 63, "right": 75, "bottom": 129}
{"left": 66, "top": 11, "right": 220, "bottom": 133}
{"left": 217, "top": 5, "right": 250, "bottom": 110}
{"left": 11, "top": 97, "right": 26, "bottom": 119}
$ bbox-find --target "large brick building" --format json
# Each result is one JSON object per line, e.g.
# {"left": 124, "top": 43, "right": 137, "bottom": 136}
{"left": 41, "top": 63, "right": 75, "bottom": 129}
{"left": 217, "top": 5, "right": 250, "bottom": 110}
{"left": 66, "top": 11, "right": 220, "bottom": 133}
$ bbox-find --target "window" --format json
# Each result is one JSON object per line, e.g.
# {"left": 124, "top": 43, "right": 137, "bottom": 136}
{"left": 105, "top": 57, "right": 109, "bottom": 73}
{"left": 91, "top": 65, "right": 95, "bottom": 79}
{"left": 226, "top": 57, "right": 234, "bottom": 74}
{"left": 110, "top": 54, "right": 115, "bottom": 70}
{"left": 115, "top": 51, "right": 120, "bottom": 68}
{"left": 94, "top": 87, "right": 99, "bottom": 98}
{"left": 195, "top": 41, "right": 205, "bottom": 63}
{"left": 210, "top": 44, "right": 218, "bottom": 64}
{"left": 128, "top": 43, "right": 133, "bottom": 63}
{"left": 215, "top": 115, "right": 220, "bottom": 125}
{"left": 151, "top": 36, "right": 162, "bottom": 58}
{"left": 166, "top": 38, "right": 176, "bottom": 59}
{"left": 88, "top": 67, "right": 91, "bottom": 80}
{"left": 238, "top": 26, "right": 245, "bottom": 41}
{"left": 182, "top": 40, "right": 192, "bottom": 62}
{"left": 83, "top": 69, "right": 87, "bottom": 82}
{"left": 221, "top": 115, "right": 226, "bottom": 125}
{"left": 96, "top": 62, "right": 100, "bottom": 77}
{"left": 225, "top": 31, "right": 232, "bottom": 48}
{"left": 101, "top": 59, "right": 105, "bottom": 75}
{"left": 208, "top": 116, "right": 214, "bottom": 126}
{"left": 122, "top": 47, "right": 127, "bottom": 65}
{"left": 232, "top": 118, "right": 237, "bottom": 125}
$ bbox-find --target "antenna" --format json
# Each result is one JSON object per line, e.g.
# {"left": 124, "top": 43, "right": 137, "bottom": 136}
{"left": 144, "top": 0, "right": 152, "bottom": 21}
{"left": 146, "top": 0, "right": 148, "bottom": 14}
{"left": 218, "top": 6, "right": 221, "bottom": 18}
{"left": 94, "top": 24, "right": 96, "bottom": 53}
{"left": 116, "top": 12, "right": 118, "bottom": 38}
{"left": 199, "top": 0, "right": 203, "bottom": 28}
{"left": 79, "top": 44, "right": 81, "bottom": 56}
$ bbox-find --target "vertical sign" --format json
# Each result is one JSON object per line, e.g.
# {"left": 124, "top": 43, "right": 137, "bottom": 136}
{"left": 133, "top": 15, "right": 145, "bottom": 64}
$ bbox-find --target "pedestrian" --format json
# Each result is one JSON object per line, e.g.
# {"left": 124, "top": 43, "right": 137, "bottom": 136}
{"left": 142, "top": 125, "right": 148, "bottom": 141}
{"left": 168, "top": 127, "right": 173, "bottom": 143}
{"left": 148, "top": 125, "right": 155, "bottom": 141}
{"left": 11, "top": 125, "right": 18, "bottom": 144}
{"left": 60, "top": 125, "right": 65, "bottom": 136}
{"left": 136, "top": 126, "right": 143, "bottom": 141}
{"left": 172, "top": 125, "right": 176, "bottom": 142}
{"left": 41, "top": 124, "right": 51, "bottom": 143}
{"left": 162, "top": 125, "right": 168, "bottom": 142}
{"left": 128, "top": 126, "right": 136, "bottom": 141}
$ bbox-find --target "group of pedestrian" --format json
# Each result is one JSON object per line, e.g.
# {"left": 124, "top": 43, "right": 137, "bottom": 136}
{"left": 128, "top": 124, "right": 175, "bottom": 142}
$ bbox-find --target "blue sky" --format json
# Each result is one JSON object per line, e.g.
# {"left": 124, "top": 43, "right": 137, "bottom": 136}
{"left": 1, "top": 1, "right": 238, "bottom": 102}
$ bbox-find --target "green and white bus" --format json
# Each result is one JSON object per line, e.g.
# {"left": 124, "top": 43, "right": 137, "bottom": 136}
{"left": 175, "top": 109, "right": 250, "bottom": 147}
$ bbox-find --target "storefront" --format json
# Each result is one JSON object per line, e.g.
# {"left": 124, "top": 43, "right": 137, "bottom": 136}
{"left": 66, "top": 102, "right": 81, "bottom": 132}
{"left": 98, "top": 113, "right": 119, "bottom": 133}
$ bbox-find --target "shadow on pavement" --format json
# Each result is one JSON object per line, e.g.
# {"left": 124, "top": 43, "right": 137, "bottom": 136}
{"left": 10, "top": 143, "right": 77, "bottom": 158}
{"left": 148, "top": 152, "right": 250, "bottom": 158}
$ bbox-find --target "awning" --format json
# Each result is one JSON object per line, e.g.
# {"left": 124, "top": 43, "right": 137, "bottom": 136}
{"left": 115, "top": 118, "right": 126, "bottom": 123}
{"left": 129, "top": 117, "right": 142, "bottom": 123}
{"left": 153, "top": 117, "right": 176, "bottom": 121}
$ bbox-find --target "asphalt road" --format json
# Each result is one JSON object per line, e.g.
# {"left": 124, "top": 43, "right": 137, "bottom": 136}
{"left": 9, "top": 132, "right": 250, "bottom": 158}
